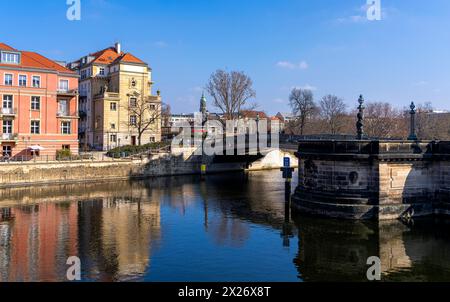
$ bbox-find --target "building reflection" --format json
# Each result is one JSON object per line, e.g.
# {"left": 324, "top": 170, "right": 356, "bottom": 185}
{"left": 2, "top": 170, "right": 450, "bottom": 282}
{"left": 0, "top": 203, "right": 78, "bottom": 282}
{"left": 0, "top": 181, "right": 161, "bottom": 282}
{"left": 292, "top": 215, "right": 450, "bottom": 282}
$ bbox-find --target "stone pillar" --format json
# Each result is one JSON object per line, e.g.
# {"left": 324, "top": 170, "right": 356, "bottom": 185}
{"left": 408, "top": 102, "right": 418, "bottom": 141}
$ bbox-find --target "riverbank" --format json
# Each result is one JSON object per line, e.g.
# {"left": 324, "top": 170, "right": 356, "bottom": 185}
{"left": 0, "top": 148, "right": 298, "bottom": 188}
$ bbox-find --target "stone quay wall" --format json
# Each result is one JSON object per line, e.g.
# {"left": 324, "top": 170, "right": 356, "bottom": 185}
{"left": 0, "top": 148, "right": 297, "bottom": 189}
{"left": 292, "top": 140, "right": 450, "bottom": 220}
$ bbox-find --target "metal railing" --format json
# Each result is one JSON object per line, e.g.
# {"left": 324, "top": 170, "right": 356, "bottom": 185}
{"left": 57, "top": 111, "right": 78, "bottom": 117}
{"left": 0, "top": 153, "right": 135, "bottom": 164}
{"left": 0, "top": 133, "right": 18, "bottom": 141}
{"left": 1, "top": 107, "right": 17, "bottom": 115}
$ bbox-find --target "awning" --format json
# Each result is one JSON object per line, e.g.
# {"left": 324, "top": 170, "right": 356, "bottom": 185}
{"left": 29, "top": 145, "right": 45, "bottom": 151}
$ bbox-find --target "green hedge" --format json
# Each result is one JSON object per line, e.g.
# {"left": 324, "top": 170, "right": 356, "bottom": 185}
{"left": 56, "top": 149, "right": 72, "bottom": 160}
{"left": 106, "top": 141, "right": 170, "bottom": 158}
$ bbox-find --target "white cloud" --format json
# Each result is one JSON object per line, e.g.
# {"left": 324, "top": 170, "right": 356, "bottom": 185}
{"left": 336, "top": 15, "right": 367, "bottom": 24}
{"left": 154, "top": 41, "right": 168, "bottom": 48}
{"left": 414, "top": 81, "right": 428, "bottom": 86}
{"left": 276, "top": 60, "right": 309, "bottom": 70}
{"left": 291, "top": 84, "right": 317, "bottom": 91}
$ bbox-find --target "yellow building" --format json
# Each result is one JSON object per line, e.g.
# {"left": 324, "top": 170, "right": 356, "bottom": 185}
{"left": 69, "top": 43, "right": 161, "bottom": 151}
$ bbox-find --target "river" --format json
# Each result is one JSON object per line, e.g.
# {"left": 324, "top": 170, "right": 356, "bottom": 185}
{"left": 0, "top": 170, "right": 450, "bottom": 282}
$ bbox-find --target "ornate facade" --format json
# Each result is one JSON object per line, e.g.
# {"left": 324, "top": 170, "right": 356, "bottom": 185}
{"left": 69, "top": 43, "right": 161, "bottom": 151}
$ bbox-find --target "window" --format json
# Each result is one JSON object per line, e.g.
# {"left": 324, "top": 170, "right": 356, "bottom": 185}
{"left": 110, "top": 123, "right": 116, "bottom": 130}
{"left": 31, "top": 96, "right": 40, "bottom": 110}
{"left": 149, "top": 137, "right": 156, "bottom": 143}
{"left": 2, "top": 146, "right": 12, "bottom": 157}
{"left": 80, "top": 70, "right": 87, "bottom": 80}
{"left": 130, "top": 115, "right": 137, "bottom": 126}
{"left": 110, "top": 134, "right": 117, "bottom": 143}
{"left": 62, "top": 145, "right": 70, "bottom": 150}
{"left": 19, "top": 75, "right": 27, "bottom": 87}
{"left": 131, "top": 79, "right": 137, "bottom": 87}
{"left": 130, "top": 98, "right": 137, "bottom": 108}
{"left": 149, "top": 104, "right": 156, "bottom": 110}
{"left": 32, "top": 76, "right": 41, "bottom": 88}
{"left": 58, "top": 100, "right": 68, "bottom": 116}
{"left": 99, "top": 67, "right": 105, "bottom": 76}
{"left": 4, "top": 74, "right": 13, "bottom": 86}
{"left": 110, "top": 102, "right": 117, "bottom": 111}
{"left": 61, "top": 121, "right": 71, "bottom": 134}
{"left": 31, "top": 121, "right": 40, "bottom": 134}
{"left": 1, "top": 52, "right": 20, "bottom": 64}
{"left": 3, "top": 120, "right": 12, "bottom": 134}
{"left": 2, "top": 95, "right": 13, "bottom": 109}
{"left": 58, "top": 79, "right": 69, "bottom": 91}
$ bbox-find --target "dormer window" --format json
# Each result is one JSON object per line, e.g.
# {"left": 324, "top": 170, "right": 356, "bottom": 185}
{"left": 1, "top": 51, "right": 20, "bottom": 64}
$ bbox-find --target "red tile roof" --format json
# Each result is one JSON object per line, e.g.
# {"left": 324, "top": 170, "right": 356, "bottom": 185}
{"left": 87, "top": 47, "right": 146, "bottom": 65}
{"left": 0, "top": 42, "right": 76, "bottom": 74}
{"left": 117, "top": 53, "right": 145, "bottom": 64}
{"left": 0, "top": 43, "right": 15, "bottom": 51}
{"left": 240, "top": 110, "right": 269, "bottom": 119}
{"left": 91, "top": 48, "right": 121, "bottom": 65}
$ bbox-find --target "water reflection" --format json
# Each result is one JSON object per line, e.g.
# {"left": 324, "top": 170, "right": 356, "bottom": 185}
{"left": 0, "top": 171, "right": 450, "bottom": 282}
{"left": 292, "top": 215, "right": 450, "bottom": 281}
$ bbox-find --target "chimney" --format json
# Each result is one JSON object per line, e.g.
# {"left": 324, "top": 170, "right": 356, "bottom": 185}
{"left": 115, "top": 42, "right": 121, "bottom": 54}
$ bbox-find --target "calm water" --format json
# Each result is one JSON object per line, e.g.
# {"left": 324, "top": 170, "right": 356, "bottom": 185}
{"left": 1, "top": 170, "right": 450, "bottom": 282}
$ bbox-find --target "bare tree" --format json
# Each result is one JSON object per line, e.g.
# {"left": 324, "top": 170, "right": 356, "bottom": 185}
{"left": 161, "top": 102, "right": 171, "bottom": 128}
{"left": 415, "top": 102, "right": 435, "bottom": 139}
{"left": 364, "top": 102, "right": 404, "bottom": 139}
{"left": 289, "top": 88, "right": 317, "bottom": 135}
{"left": 205, "top": 70, "right": 256, "bottom": 120}
{"left": 320, "top": 95, "right": 347, "bottom": 134}
{"left": 126, "top": 94, "right": 161, "bottom": 146}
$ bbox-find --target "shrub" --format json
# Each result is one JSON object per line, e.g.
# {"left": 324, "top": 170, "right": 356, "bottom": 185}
{"left": 56, "top": 149, "right": 72, "bottom": 160}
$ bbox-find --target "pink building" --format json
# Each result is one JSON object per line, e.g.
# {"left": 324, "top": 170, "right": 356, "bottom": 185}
{"left": 0, "top": 43, "right": 79, "bottom": 158}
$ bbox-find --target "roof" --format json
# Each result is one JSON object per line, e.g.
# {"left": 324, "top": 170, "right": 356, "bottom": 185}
{"left": 85, "top": 47, "right": 146, "bottom": 66}
{"left": 240, "top": 110, "right": 269, "bottom": 119}
{"left": 0, "top": 42, "right": 76, "bottom": 74}
{"left": 91, "top": 47, "right": 121, "bottom": 65}
{"left": 116, "top": 53, "right": 145, "bottom": 64}
{"left": 0, "top": 43, "right": 16, "bottom": 51}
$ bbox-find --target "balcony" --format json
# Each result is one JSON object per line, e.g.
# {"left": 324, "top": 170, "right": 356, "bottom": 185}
{"left": 57, "top": 111, "right": 79, "bottom": 119}
{"left": 94, "top": 91, "right": 120, "bottom": 101}
{"left": 0, "top": 107, "right": 17, "bottom": 118}
{"left": 57, "top": 89, "right": 78, "bottom": 97}
{"left": 0, "top": 133, "right": 18, "bottom": 143}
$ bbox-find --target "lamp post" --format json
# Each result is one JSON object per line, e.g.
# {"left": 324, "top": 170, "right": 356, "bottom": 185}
{"left": 356, "top": 95, "right": 365, "bottom": 140}
{"left": 408, "top": 102, "right": 418, "bottom": 141}
{"left": 256, "top": 113, "right": 260, "bottom": 153}
{"left": 118, "top": 138, "right": 121, "bottom": 158}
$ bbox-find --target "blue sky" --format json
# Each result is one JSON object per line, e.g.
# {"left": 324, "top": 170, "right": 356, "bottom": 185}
{"left": 2, "top": 0, "right": 450, "bottom": 114}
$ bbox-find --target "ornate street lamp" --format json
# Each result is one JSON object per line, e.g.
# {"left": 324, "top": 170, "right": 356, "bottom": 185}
{"left": 356, "top": 95, "right": 365, "bottom": 140}
{"left": 408, "top": 102, "right": 418, "bottom": 141}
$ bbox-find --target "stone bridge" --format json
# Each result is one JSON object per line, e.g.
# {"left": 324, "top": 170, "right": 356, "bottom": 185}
{"left": 292, "top": 140, "right": 450, "bottom": 220}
